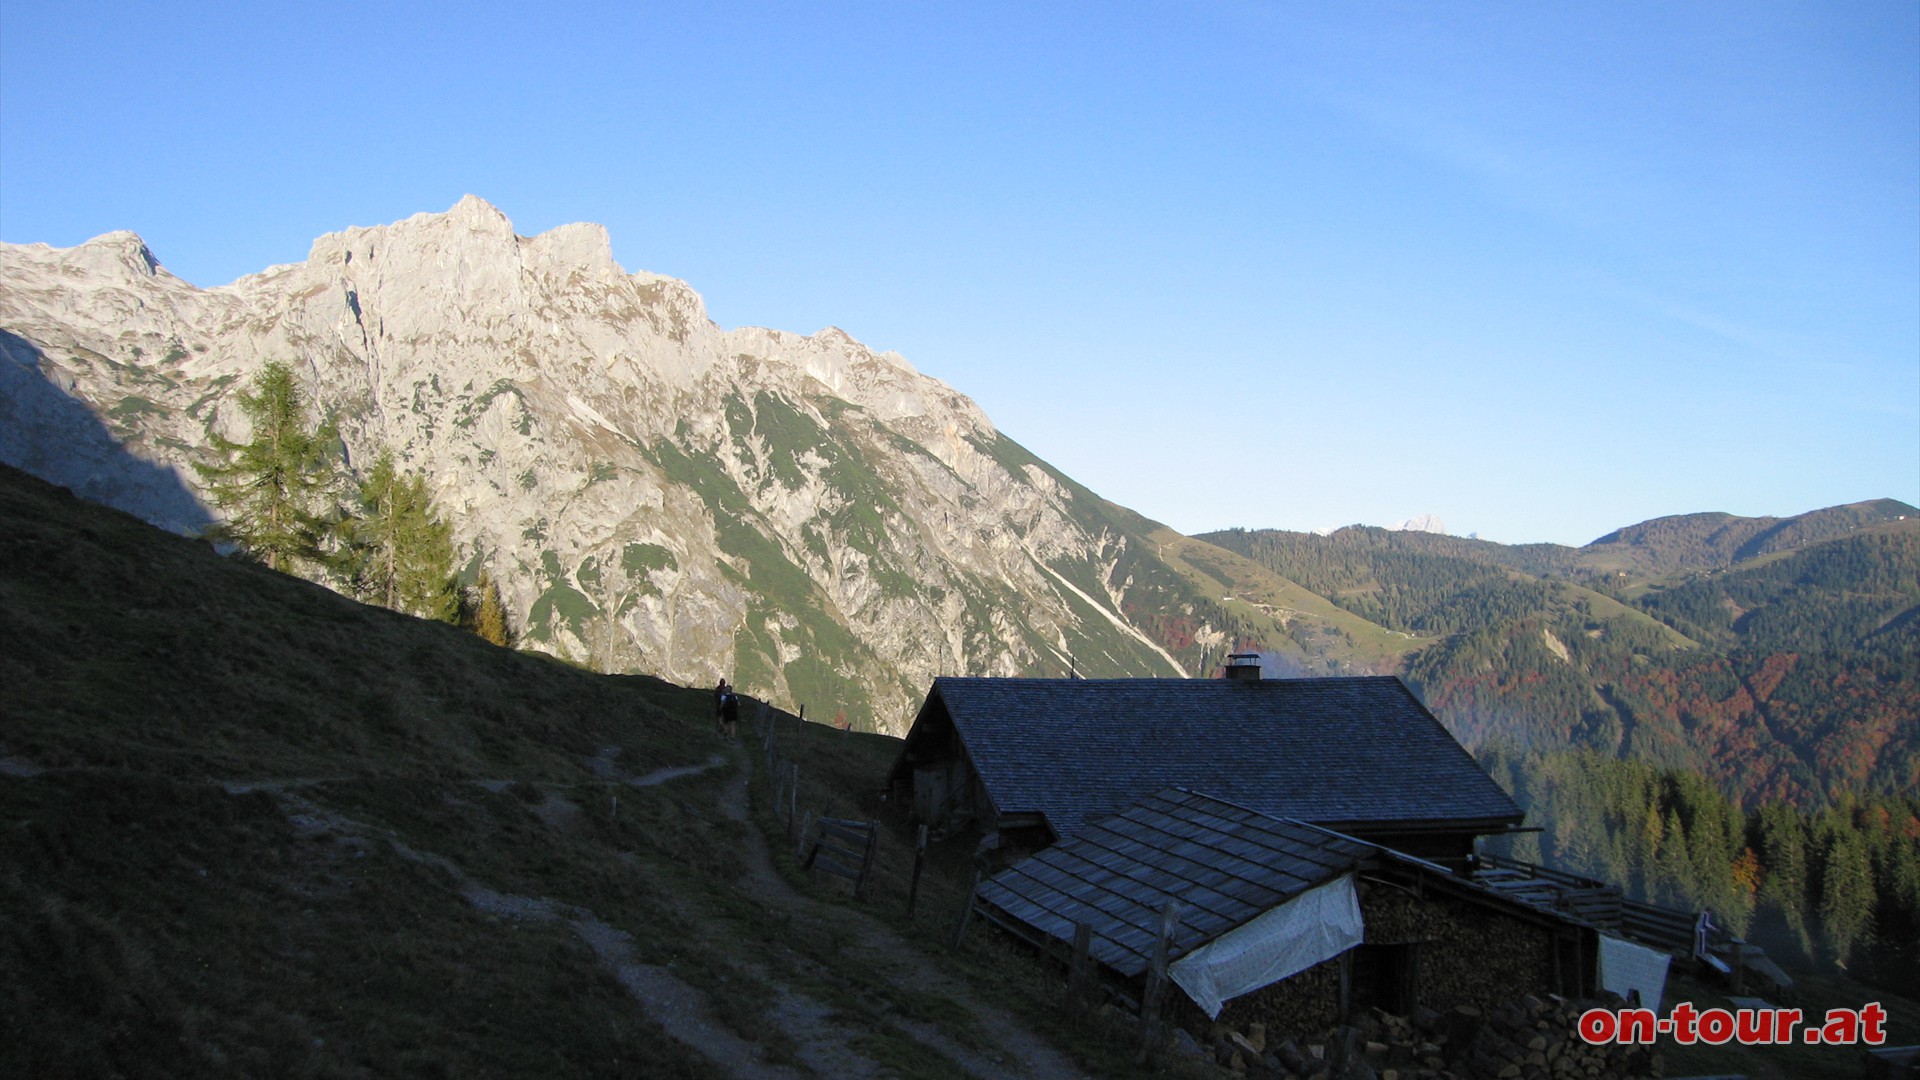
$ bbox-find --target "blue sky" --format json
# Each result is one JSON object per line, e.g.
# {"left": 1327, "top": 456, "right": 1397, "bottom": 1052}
{"left": 4, "top": 1, "right": 1915, "bottom": 544}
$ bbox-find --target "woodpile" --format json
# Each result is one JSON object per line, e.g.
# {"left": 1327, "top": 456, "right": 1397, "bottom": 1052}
{"left": 1196, "top": 994, "right": 1663, "bottom": 1080}
{"left": 1361, "top": 886, "right": 1557, "bottom": 1009}
{"left": 1179, "top": 955, "right": 1344, "bottom": 1037}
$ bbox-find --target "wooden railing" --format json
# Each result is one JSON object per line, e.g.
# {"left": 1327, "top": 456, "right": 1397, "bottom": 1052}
{"left": 1474, "top": 852, "right": 1708, "bottom": 953}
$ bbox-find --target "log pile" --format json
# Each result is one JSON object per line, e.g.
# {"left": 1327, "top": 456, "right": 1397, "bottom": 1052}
{"left": 1361, "top": 886, "right": 1556, "bottom": 1009}
{"left": 1197, "top": 994, "right": 1663, "bottom": 1080}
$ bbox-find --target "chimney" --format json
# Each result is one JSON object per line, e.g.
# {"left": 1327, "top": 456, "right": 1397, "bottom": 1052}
{"left": 1224, "top": 653, "right": 1262, "bottom": 681}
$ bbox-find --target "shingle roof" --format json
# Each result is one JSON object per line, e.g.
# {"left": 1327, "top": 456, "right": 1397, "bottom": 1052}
{"left": 975, "top": 788, "right": 1374, "bottom": 977}
{"left": 932, "top": 675, "right": 1520, "bottom": 837}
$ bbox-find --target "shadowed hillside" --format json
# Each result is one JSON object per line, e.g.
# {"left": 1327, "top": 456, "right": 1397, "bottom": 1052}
{"left": 0, "top": 462, "right": 1145, "bottom": 1079}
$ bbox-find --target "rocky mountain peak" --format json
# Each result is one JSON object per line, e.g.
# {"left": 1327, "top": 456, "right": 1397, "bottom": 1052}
{"left": 53, "top": 230, "right": 164, "bottom": 280}
{"left": 0, "top": 199, "right": 1195, "bottom": 732}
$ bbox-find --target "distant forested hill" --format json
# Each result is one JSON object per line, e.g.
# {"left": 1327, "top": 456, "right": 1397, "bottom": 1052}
{"left": 1198, "top": 500, "right": 1920, "bottom": 808}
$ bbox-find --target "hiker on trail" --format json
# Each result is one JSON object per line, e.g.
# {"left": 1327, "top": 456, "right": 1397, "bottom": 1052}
{"left": 712, "top": 678, "right": 729, "bottom": 735}
{"left": 720, "top": 690, "right": 740, "bottom": 744}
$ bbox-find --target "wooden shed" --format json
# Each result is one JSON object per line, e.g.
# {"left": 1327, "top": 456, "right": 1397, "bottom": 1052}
{"left": 972, "top": 789, "right": 1596, "bottom": 1025}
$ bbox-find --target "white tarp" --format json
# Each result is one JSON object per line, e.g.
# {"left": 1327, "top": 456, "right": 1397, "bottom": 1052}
{"left": 1598, "top": 934, "right": 1670, "bottom": 1009}
{"left": 1169, "top": 873, "right": 1364, "bottom": 1019}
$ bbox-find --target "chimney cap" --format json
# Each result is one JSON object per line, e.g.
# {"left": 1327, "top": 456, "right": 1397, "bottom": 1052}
{"left": 1224, "top": 653, "right": 1262, "bottom": 681}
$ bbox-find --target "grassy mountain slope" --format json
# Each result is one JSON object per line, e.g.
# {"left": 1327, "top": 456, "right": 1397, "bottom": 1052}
{"left": 1141, "top": 526, "right": 1429, "bottom": 672}
{"left": 0, "top": 462, "right": 1145, "bottom": 1079}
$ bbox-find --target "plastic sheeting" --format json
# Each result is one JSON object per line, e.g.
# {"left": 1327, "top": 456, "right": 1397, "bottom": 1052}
{"left": 1598, "top": 934, "right": 1670, "bottom": 1009}
{"left": 1169, "top": 873, "right": 1364, "bottom": 1019}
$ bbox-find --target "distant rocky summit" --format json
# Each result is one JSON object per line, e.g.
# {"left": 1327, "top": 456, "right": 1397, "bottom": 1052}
{"left": 0, "top": 197, "right": 1198, "bottom": 732}
{"left": 1310, "top": 514, "right": 1448, "bottom": 536}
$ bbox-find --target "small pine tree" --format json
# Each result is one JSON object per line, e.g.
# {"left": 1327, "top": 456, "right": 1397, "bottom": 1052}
{"left": 346, "top": 450, "right": 458, "bottom": 622}
{"left": 194, "top": 362, "right": 339, "bottom": 572}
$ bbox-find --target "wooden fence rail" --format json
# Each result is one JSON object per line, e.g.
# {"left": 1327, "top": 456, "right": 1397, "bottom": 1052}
{"left": 799, "top": 815, "right": 879, "bottom": 900}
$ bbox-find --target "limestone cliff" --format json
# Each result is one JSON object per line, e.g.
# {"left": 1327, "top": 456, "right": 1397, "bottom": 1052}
{"left": 2, "top": 197, "right": 1214, "bottom": 731}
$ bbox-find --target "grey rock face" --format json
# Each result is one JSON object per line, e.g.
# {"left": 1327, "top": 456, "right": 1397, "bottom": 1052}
{"left": 0, "top": 197, "right": 1189, "bottom": 731}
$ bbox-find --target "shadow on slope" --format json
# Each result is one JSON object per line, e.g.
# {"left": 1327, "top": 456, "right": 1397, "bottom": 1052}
{"left": 0, "top": 462, "right": 739, "bottom": 1076}
{"left": 0, "top": 463, "right": 1135, "bottom": 1080}
{"left": 0, "top": 329, "right": 214, "bottom": 536}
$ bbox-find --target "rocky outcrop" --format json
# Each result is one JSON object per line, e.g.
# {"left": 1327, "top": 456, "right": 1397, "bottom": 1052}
{"left": 1, "top": 197, "right": 1196, "bottom": 731}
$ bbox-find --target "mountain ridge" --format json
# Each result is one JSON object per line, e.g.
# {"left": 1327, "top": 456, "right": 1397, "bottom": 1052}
{"left": 2, "top": 199, "right": 1253, "bottom": 733}
{"left": 1199, "top": 505, "right": 1920, "bottom": 806}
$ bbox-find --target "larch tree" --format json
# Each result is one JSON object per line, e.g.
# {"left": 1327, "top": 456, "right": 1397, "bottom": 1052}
{"left": 469, "top": 569, "right": 513, "bottom": 646}
{"left": 194, "top": 362, "right": 338, "bottom": 572}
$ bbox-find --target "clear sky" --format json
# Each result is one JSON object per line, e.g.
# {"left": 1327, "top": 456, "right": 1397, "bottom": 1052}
{"left": 4, "top": 1, "right": 1915, "bottom": 545}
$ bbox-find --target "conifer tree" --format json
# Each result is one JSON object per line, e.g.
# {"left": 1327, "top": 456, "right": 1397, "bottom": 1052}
{"left": 347, "top": 450, "right": 458, "bottom": 622}
{"left": 194, "top": 362, "right": 338, "bottom": 572}
{"left": 1818, "top": 823, "right": 1875, "bottom": 965}
{"left": 1753, "top": 803, "right": 1814, "bottom": 958}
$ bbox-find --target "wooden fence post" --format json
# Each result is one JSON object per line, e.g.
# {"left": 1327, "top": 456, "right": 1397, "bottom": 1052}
{"left": 852, "top": 819, "right": 879, "bottom": 901}
{"left": 905, "top": 824, "right": 929, "bottom": 919}
{"left": 786, "top": 763, "right": 800, "bottom": 842}
{"left": 797, "top": 809, "right": 815, "bottom": 861}
{"left": 951, "top": 867, "right": 982, "bottom": 949}
{"left": 1136, "top": 901, "right": 1181, "bottom": 1065}
{"left": 1069, "top": 921, "right": 1094, "bottom": 1007}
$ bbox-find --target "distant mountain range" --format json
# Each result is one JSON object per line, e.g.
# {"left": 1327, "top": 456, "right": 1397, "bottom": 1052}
{"left": 3, "top": 197, "right": 1912, "bottom": 806}
{"left": 1201, "top": 501, "right": 1920, "bottom": 806}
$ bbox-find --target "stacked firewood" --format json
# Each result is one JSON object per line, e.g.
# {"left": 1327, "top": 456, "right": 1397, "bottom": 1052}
{"left": 1200, "top": 995, "right": 1663, "bottom": 1079}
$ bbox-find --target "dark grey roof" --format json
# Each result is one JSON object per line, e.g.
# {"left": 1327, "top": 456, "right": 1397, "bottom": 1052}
{"left": 933, "top": 675, "right": 1520, "bottom": 837}
{"left": 976, "top": 789, "right": 1374, "bottom": 977}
